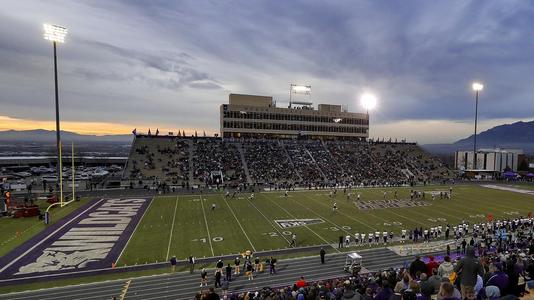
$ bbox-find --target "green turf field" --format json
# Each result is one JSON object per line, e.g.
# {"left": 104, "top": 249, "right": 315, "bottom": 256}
{"left": 116, "top": 184, "right": 534, "bottom": 266}
{"left": 0, "top": 198, "right": 90, "bottom": 257}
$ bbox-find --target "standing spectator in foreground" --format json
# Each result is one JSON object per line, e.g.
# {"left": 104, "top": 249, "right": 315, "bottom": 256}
{"left": 320, "top": 248, "right": 326, "bottom": 264}
{"left": 409, "top": 255, "right": 427, "bottom": 279}
{"left": 438, "top": 282, "right": 460, "bottom": 300}
{"left": 295, "top": 276, "right": 307, "bottom": 288}
{"left": 204, "top": 287, "right": 220, "bottom": 300}
{"left": 454, "top": 246, "right": 484, "bottom": 298}
{"left": 170, "top": 255, "right": 177, "bottom": 272}
{"left": 426, "top": 255, "right": 439, "bottom": 276}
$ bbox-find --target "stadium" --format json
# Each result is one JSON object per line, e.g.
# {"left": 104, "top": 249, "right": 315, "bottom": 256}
{"left": 1, "top": 2, "right": 534, "bottom": 300}
{"left": 0, "top": 90, "right": 533, "bottom": 300}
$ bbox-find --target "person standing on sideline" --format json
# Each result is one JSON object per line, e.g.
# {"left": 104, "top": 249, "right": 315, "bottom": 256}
{"left": 290, "top": 234, "right": 296, "bottom": 247}
{"left": 225, "top": 263, "right": 232, "bottom": 281}
{"left": 234, "top": 256, "right": 241, "bottom": 274}
{"left": 338, "top": 235, "right": 344, "bottom": 248}
{"left": 216, "top": 259, "right": 224, "bottom": 273}
{"left": 320, "top": 248, "right": 326, "bottom": 264}
{"left": 269, "top": 256, "right": 277, "bottom": 275}
{"left": 200, "top": 268, "right": 208, "bottom": 287}
{"left": 214, "top": 269, "right": 222, "bottom": 288}
{"left": 170, "top": 255, "right": 177, "bottom": 272}
{"left": 188, "top": 255, "right": 196, "bottom": 274}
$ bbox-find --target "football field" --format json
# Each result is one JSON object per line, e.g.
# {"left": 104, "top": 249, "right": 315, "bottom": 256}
{"left": 117, "top": 184, "right": 534, "bottom": 266}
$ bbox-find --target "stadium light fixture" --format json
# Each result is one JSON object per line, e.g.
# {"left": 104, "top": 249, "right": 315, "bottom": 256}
{"left": 43, "top": 23, "right": 68, "bottom": 207}
{"left": 43, "top": 24, "right": 67, "bottom": 43}
{"left": 472, "top": 82, "right": 484, "bottom": 91}
{"left": 471, "top": 81, "right": 483, "bottom": 170}
{"left": 360, "top": 93, "right": 377, "bottom": 113}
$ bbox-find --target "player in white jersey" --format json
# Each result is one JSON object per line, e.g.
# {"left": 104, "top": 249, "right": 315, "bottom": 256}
{"left": 332, "top": 202, "right": 337, "bottom": 212}
{"left": 357, "top": 193, "right": 361, "bottom": 201}
{"left": 375, "top": 231, "right": 380, "bottom": 245}
{"left": 345, "top": 235, "right": 351, "bottom": 247}
{"left": 284, "top": 190, "right": 289, "bottom": 197}
{"left": 354, "top": 233, "right": 359, "bottom": 245}
{"left": 368, "top": 233, "right": 373, "bottom": 245}
{"left": 249, "top": 193, "right": 254, "bottom": 200}
{"left": 401, "top": 229, "right": 407, "bottom": 243}
{"left": 382, "top": 231, "right": 388, "bottom": 245}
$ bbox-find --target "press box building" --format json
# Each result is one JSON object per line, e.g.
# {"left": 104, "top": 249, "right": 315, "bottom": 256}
{"left": 220, "top": 93, "right": 369, "bottom": 139}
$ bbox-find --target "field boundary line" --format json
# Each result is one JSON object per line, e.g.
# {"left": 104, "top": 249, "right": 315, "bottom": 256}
{"left": 222, "top": 197, "right": 257, "bottom": 252}
{"left": 263, "top": 194, "right": 340, "bottom": 253}
{"left": 245, "top": 198, "right": 291, "bottom": 245}
{"left": 116, "top": 197, "right": 154, "bottom": 265}
{"left": 0, "top": 199, "right": 105, "bottom": 273}
{"left": 199, "top": 195, "right": 215, "bottom": 256}
{"left": 166, "top": 196, "right": 179, "bottom": 261}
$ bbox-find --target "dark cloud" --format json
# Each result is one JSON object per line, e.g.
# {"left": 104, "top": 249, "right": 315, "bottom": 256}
{"left": 0, "top": 0, "right": 533, "bottom": 142}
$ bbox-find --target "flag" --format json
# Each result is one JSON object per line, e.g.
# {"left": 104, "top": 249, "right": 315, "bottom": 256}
{"left": 182, "top": 130, "right": 185, "bottom": 137}
{"left": 132, "top": 128, "right": 137, "bottom": 135}
{"left": 177, "top": 130, "right": 181, "bottom": 137}
{"left": 156, "top": 128, "right": 159, "bottom": 136}
{"left": 148, "top": 129, "right": 151, "bottom": 136}
{"left": 203, "top": 131, "right": 206, "bottom": 137}
{"left": 195, "top": 130, "right": 198, "bottom": 137}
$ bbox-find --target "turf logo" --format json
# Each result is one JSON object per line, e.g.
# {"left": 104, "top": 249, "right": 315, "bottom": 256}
{"left": 0, "top": 197, "right": 151, "bottom": 279}
{"left": 274, "top": 219, "right": 324, "bottom": 229}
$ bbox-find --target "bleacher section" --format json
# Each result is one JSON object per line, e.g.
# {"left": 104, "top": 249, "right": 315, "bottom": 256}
{"left": 122, "top": 136, "right": 452, "bottom": 188}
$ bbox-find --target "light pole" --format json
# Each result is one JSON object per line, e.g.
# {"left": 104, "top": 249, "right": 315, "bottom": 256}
{"left": 43, "top": 24, "right": 67, "bottom": 205}
{"left": 472, "top": 82, "right": 483, "bottom": 170}
{"left": 360, "top": 93, "right": 377, "bottom": 139}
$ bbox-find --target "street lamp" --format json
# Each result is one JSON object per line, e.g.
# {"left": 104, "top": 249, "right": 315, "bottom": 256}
{"left": 472, "top": 82, "right": 483, "bottom": 170}
{"left": 43, "top": 24, "right": 67, "bottom": 205}
{"left": 360, "top": 93, "right": 377, "bottom": 140}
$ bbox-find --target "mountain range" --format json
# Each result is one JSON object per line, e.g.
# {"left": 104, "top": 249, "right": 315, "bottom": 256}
{"left": 0, "top": 129, "right": 133, "bottom": 143}
{"left": 422, "top": 120, "right": 534, "bottom": 154}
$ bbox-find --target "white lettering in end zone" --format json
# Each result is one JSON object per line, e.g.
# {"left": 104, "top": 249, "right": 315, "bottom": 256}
{"left": 13, "top": 198, "right": 147, "bottom": 275}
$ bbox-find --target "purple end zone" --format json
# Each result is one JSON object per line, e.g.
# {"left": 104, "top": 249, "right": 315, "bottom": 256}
{"left": 0, "top": 197, "right": 152, "bottom": 280}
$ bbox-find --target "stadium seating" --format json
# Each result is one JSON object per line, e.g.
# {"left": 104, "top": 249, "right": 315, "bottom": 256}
{"left": 122, "top": 136, "right": 453, "bottom": 188}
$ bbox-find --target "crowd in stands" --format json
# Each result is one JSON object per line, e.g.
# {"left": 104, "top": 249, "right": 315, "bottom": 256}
{"left": 243, "top": 140, "right": 300, "bottom": 184}
{"left": 124, "top": 136, "right": 451, "bottom": 188}
{"left": 193, "top": 139, "right": 245, "bottom": 185}
{"left": 196, "top": 217, "right": 534, "bottom": 300}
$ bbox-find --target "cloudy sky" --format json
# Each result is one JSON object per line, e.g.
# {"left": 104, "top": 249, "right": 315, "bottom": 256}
{"left": 1, "top": 1, "right": 533, "bottom": 143}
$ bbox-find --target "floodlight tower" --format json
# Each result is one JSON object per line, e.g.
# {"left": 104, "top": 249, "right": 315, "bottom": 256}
{"left": 472, "top": 82, "right": 484, "bottom": 170}
{"left": 360, "top": 93, "right": 377, "bottom": 139}
{"left": 43, "top": 24, "right": 67, "bottom": 204}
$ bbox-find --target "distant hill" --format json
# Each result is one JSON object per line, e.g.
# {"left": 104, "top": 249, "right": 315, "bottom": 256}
{"left": 422, "top": 120, "right": 534, "bottom": 155}
{"left": 0, "top": 129, "right": 133, "bottom": 143}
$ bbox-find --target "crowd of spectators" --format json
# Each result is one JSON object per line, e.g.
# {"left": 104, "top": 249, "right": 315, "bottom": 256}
{"left": 197, "top": 217, "right": 534, "bottom": 300}
{"left": 192, "top": 139, "right": 245, "bottom": 185}
{"left": 243, "top": 140, "right": 300, "bottom": 184}
{"left": 124, "top": 137, "right": 451, "bottom": 188}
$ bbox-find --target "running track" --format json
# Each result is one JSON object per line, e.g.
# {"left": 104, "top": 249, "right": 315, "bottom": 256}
{"left": 0, "top": 247, "right": 444, "bottom": 300}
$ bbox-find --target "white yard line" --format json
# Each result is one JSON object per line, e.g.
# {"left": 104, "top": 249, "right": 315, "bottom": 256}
{"left": 165, "top": 196, "right": 179, "bottom": 261}
{"left": 223, "top": 197, "right": 257, "bottom": 252}
{"left": 199, "top": 195, "right": 215, "bottom": 257}
{"left": 116, "top": 197, "right": 154, "bottom": 265}
{"left": 245, "top": 197, "right": 291, "bottom": 244}
{"left": 265, "top": 195, "right": 340, "bottom": 253}
{"left": 0, "top": 199, "right": 105, "bottom": 273}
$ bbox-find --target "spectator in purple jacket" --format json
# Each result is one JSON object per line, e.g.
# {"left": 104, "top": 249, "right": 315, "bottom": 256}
{"left": 485, "top": 262, "right": 509, "bottom": 295}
